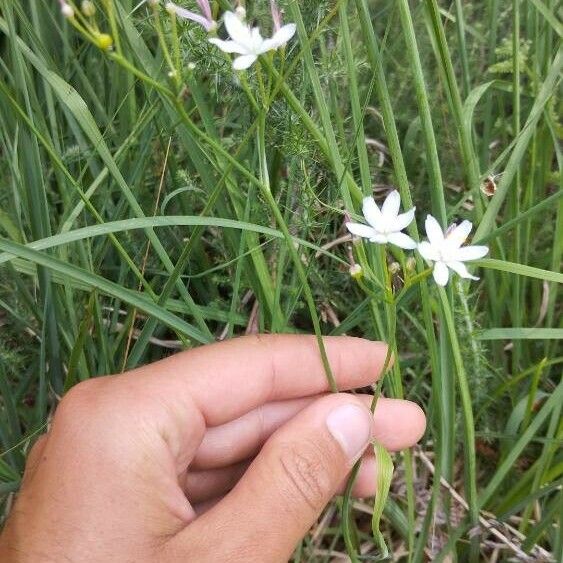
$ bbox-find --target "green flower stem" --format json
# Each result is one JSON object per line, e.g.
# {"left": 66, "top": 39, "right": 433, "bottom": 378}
{"left": 150, "top": 3, "right": 178, "bottom": 88}
{"left": 256, "top": 111, "right": 337, "bottom": 392}
{"left": 65, "top": 13, "right": 100, "bottom": 46}
{"left": 437, "top": 286, "right": 480, "bottom": 559}
{"left": 237, "top": 71, "right": 261, "bottom": 113}
{"left": 109, "top": 52, "right": 174, "bottom": 97}
{"left": 511, "top": 0, "right": 522, "bottom": 371}
{"left": 343, "top": 243, "right": 409, "bottom": 561}
{"left": 169, "top": 10, "right": 181, "bottom": 82}
{"left": 341, "top": 460, "right": 361, "bottom": 562}
{"left": 102, "top": 0, "right": 122, "bottom": 55}
{"left": 260, "top": 56, "right": 363, "bottom": 206}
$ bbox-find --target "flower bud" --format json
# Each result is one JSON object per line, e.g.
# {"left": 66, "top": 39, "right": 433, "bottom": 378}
{"left": 388, "top": 262, "right": 401, "bottom": 275}
{"left": 235, "top": 6, "right": 246, "bottom": 20}
{"left": 349, "top": 264, "right": 363, "bottom": 280}
{"left": 81, "top": 0, "right": 96, "bottom": 16}
{"left": 61, "top": 2, "right": 75, "bottom": 18}
{"left": 406, "top": 256, "right": 416, "bottom": 272}
{"left": 96, "top": 33, "right": 113, "bottom": 50}
{"left": 148, "top": 0, "right": 160, "bottom": 5}
{"left": 165, "top": 2, "right": 176, "bottom": 15}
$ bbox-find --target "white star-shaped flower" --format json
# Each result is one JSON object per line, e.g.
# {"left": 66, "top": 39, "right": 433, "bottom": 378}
{"left": 209, "top": 11, "right": 296, "bottom": 70}
{"left": 418, "top": 214, "right": 489, "bottom": 286}
{"left": 346, "top": 191, "right": 417, "bottom": 250}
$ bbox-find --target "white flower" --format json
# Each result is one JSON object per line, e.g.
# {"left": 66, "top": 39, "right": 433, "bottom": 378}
{"left": 209, "top": 11, "right": 296, "bottom": 70}
{"left": 418, "top": 215, "right": 489, "bottom": 286}
{"left": 166, "top": 1, "right": 216, "bottom": 32}
{"left": 345, "top": 191, "right": 417, "bottom": 250}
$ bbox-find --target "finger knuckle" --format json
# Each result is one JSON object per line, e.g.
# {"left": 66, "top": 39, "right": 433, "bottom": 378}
{"left": 277, "top": 441, "right": 331, "bottom": 511}
{"left": 54, "top": 378, "right": 121, "bottom": 436}
{"left": 57, "top": 378, "right": 104, "bottom": 416}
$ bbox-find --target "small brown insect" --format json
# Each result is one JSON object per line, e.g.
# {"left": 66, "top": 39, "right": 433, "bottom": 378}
{"left": 481, "top": 174, "right": 501, "bottom": 197}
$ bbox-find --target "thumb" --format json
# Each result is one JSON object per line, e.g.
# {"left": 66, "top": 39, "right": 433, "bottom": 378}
{"left": 184, "top": 394, "right": 373, "bottom": 562}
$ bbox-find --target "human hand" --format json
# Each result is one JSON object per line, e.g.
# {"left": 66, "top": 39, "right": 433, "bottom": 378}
{"left": 0, "top": 335, "right": 425, "bottom": 562}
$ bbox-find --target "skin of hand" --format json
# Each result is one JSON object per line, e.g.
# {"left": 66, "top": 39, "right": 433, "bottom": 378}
{"left": 0, "top": 335, "right": 425, "bottom": 563}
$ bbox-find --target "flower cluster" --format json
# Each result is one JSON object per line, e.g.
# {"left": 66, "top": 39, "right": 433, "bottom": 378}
{"left": 59, "top": 1, "right": 296, "bottom": 68}
{"left": 58, "top": 0, "right": 113, "bottom": 50}
{"left": 346, "top": 191, "right": 489, "bottom": 287}
{"left": 165, "top": 1, "right": 296, "bottom": 69}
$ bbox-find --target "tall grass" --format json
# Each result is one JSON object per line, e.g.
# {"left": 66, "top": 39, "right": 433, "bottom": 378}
{"left": 0, "top": 0, "right": 561, "bottom": 560}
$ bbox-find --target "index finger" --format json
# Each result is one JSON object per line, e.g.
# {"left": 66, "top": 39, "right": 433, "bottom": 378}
{"left": 133, "top": 335, "right": 388, "bottom": 426}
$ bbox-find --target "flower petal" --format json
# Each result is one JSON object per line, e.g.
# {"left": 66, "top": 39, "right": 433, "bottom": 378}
{"left": 425, "top": 214, "right": 444, "bottom": 245}
{"left": 371, "top": 233, "right": 388, "bottom": 244}
{"left": 455, "top": 245, "right": 489, "bottom": 261}
{"left": 381, "top": 190, "right": 401, "bottom": 219}
{"left": 433, "top": 261, "right": 449, "bottom": 286}
{"left": 261, "top": 23, "right": 296, "bottom": 52}
{"left": 417, "top": 241, "right": 440, "bottom": 261}
{"left": 362, "top": 196, "right": 383, "bottom": 230}
{"left": 250, "top": 27, "right": 265, "bottom": 50}
{"left": 448, "top": 261, "right": 479, "bottom": 280}
{"left": 387, "top": 231, "right": 417, "bottom": 250}
{"left": 232, "top": 53, "right": 258, "bottom": 70}
{"left": 224, "top": 10, "right": 252, "bottom": 46}
{"left": 208, "top": 37, "right": 248, "bottom": 54}
{"left": 173, "top": 5, "right": 211, "bottom": 29}
{"left": 447, "top": 219, "right": 473, "bottom": 247}
{"left": 392, "top": 207, "right": 415, "bottom": 232}
{"left": 346, "top": 222, "right": 377, "bottom": 239}
{"left": 196, "top": 0, "right": 212, "bottom": 21}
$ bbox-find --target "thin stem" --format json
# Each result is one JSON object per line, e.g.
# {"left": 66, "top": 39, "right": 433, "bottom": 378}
{"left": 511, "top": 0, "right": 522, "bottom": 370}
{"left": 256, "top": 111, "right": 337, "bottom": 392}
{"left": 437, "top": 286, "right": 480, "bottom": 559}
{"left": 151, "top": 3, "right": 177, "bottom": 87}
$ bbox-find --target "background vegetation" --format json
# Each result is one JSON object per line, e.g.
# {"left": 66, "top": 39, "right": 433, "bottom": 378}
{"left": 0, "top": 0, "right": 561, "bottom": 560}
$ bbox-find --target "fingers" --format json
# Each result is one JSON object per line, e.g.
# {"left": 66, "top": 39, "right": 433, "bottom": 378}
{"left": 192, "top": 395, "right": 426, "bottom": 469}
{"left": 186, "top": 454, "right": 385, "bottom": 505}
{"left": 135, "top": 335, "right": 389, "bottom": 426}
{"left": 186, "top": 394, "right": 425, "bottom": 506}
{"left": 192, "top": 396, "right": 313, "bottom": 469}
{"left": 185, "top": 461, "right": 250, "bottom": 504}
{"left": 171, "top": 394, "right": 375, "bottom": 562}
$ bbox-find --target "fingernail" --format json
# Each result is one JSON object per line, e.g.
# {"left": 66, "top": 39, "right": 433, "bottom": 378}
{"left": 326, "top": 404, "right": 372, "bottom": 461}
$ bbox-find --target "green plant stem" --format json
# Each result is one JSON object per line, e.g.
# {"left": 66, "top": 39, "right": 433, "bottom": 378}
{"left": 511, "top": 0, "right": 522, "bottom": 371}
{"left": 437, "top": 286, "right": 479, "bottom": 560}
{"left": 256, "top": 111, "right": 337, "bottom": 392}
